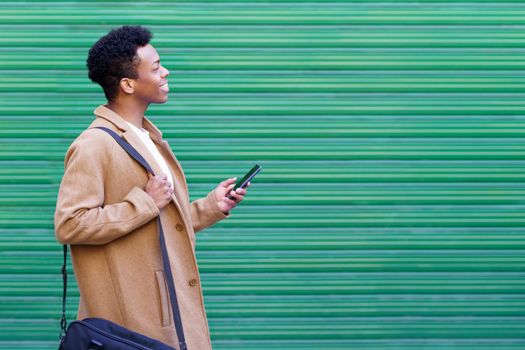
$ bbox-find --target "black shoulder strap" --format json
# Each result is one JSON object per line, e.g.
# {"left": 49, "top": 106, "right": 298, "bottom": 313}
{"left": 61, "top": 126, "right": 188, "bottom": 350}
{"left": 95, "top": 127, "right": 155, "bottom": 175}
{"left": 60, "top": 245, "right": 67, "bottom": 340}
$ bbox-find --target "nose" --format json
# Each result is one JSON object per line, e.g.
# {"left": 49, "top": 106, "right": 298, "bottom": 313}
{"left": 161, "top": 65, "right": 169, "bottom": 78}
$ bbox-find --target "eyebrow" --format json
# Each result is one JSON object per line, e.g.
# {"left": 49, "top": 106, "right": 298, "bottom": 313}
{"left": 152, "top": 59, "right": 160, "bottom": 66}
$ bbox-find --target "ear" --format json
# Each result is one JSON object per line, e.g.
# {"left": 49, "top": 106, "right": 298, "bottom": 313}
{"left": 119, "top": 78, "right": 135, "bottom": 95}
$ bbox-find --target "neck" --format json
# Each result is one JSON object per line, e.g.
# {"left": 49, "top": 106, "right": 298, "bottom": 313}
{"left": 106, "top": 98, "right": 148, "bottom": 129}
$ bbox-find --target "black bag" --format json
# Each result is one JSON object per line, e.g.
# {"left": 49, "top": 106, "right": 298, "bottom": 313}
{"left": 59, "top": 315, "right": 177, "bottom": 350}
{"left": 59, "top": 126, "right": 188, "bottom": 350}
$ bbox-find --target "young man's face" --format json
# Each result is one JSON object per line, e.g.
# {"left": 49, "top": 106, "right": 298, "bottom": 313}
{"left": 132, "top": 44, "right": 170, "bottom": 104}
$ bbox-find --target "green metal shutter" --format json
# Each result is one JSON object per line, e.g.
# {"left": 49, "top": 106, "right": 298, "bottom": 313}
{"left": 1, "top": 1, "right": 525, "bottom": 349}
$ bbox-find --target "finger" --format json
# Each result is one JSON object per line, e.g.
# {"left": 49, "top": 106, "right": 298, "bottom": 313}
{"left": 231, "top": 194, "right": 244, "bottom": 203}
{"left": 221, "top": 177, "right": 237, "bottom": 187}
{"left": 235, "top": 190, "right": 246, "bottom": 197}
{"left": 230, "top": 190, "right": 245, "bottom": 202}
{"left": 155, "top": 175, "right": 167, "bottom": 183}
{"left": 228, "top": 190, "right": 238, "bottom": 200}
{"left": 221, "top": 184, "right": 235, "bottom": 195}
{"left": 222, "top": 197, "right": 237, "bottom": 207}
{"left": 235, "top": 188, "right": 247, "bottom": 195}
{"left": 225, "top": 189, "right": 236, "bottom": 196}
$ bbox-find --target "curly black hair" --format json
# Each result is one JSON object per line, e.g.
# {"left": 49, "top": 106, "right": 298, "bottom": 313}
{"left": 87, "top": 25, "right": 153, "bottom": 101}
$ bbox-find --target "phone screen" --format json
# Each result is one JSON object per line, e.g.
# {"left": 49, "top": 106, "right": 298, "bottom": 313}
{"left": 233, "top": 164, "right": 262, "bottom": 191}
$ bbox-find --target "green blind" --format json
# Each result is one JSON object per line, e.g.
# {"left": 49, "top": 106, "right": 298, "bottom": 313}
{"left": 1, "top": 1, "right": 524, "bottom": 349}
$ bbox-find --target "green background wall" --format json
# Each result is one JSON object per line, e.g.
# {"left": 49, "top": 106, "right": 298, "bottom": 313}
{"left": 1, "top": 1, "right": 525, "bottom": 349}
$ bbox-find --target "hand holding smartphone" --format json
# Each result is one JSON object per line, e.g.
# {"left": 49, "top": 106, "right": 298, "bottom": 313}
{"left": 226, "top": 164, "right": 261, "bottom": 200}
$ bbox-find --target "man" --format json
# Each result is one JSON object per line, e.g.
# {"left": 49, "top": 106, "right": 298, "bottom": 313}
{"left": 54, "top": 25, "right": 248, "bottom": 349}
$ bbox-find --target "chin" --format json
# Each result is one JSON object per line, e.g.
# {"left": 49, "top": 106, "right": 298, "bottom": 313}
{"left": 153, "top": 96, "right": 169, "bottom": 104}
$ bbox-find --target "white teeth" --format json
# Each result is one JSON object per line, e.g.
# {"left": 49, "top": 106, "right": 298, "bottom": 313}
{"left": 161, "top": 83, "right": 169, "bottom": 89}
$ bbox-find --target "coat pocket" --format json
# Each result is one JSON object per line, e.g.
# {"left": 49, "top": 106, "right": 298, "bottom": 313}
{"left": 155, "top": 270, "right": 172, "bottom": 327}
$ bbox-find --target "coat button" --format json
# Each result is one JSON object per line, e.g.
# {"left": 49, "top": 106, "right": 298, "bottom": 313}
{"left": 176, "top": 223, "right": 184, "bottom": 231}
{"left": 189, "top": 278, "right": 198, "bottom": 287}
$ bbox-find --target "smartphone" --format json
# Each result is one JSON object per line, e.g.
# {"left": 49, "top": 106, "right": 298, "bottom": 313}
{"left": 227, "top": 164, "right": 262, "bottom": 200}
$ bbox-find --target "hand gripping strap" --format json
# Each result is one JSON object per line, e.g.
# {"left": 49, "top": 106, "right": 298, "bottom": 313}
{"left": 60, "top": 126, "right": 188, "bottom": 350}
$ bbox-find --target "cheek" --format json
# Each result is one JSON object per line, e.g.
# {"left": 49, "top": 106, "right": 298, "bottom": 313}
{"left": 151, "top": 74, "right": 162, "bottom": 87}
{"left": 141, "top": 75, "right": 160, "bottom": 92}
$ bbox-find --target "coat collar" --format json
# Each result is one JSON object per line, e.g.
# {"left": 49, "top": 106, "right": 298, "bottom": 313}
{"left": 92, "top": 105, "right": 187, "bottom": 189}
{"left": 93, "top": 105, "right": 165, "bottom": 180}
{"left": 93, "top": 104, "right": 164, "bottom": 143}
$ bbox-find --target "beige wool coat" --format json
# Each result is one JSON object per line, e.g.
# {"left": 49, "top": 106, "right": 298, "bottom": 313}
{"left": 54, "top": 105, "right": 229, "bottom": 349}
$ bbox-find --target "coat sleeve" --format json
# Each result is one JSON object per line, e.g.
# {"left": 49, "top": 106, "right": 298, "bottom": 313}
{"left": 54, "top": 129, "right": 160, "bottom": 245}
{"left": 190, "top": 189, "right": 230, "bottom": 233}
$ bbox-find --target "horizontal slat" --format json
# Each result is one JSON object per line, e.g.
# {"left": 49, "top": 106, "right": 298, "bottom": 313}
{"left": 1, "top": 340, "right": 525, "bottom": 350}
{"left": 3, "top": 161, "right": 525, "bottom": 185}
{"left": 2, "top": 207, "right": 525, "bottom": 228}
{"left": 3, "top": 50, "right": 525, "bottom": 70}
{"left": 6, "top": 73, "right": 525, "bottom": 93}
{"left": 3, "top": 272, "right": 525, "bottom": 295}
{"left": 3, "top": 228, "right": 525, "bottom": 251}
{"left": 3, "top": 183, "right": 525, "bottom": 205}
{"left": 3, "top": 250, "right": 525, "bottom": 273}
{"left": 2, "top": 295, "right": 525, "bottom": 318}
{"left": 1, "top": 317, "right": 524, "bottom": 340}
{"left": 3, "top": 26, "right": 525, "bottom": 48}
{"left": 2, "top": 5, "right": 525, "bottom": 25}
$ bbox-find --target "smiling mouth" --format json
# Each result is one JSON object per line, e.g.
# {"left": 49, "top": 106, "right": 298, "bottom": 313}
{"left": 160, "top": 83, "right": 169, "bottom": 92}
